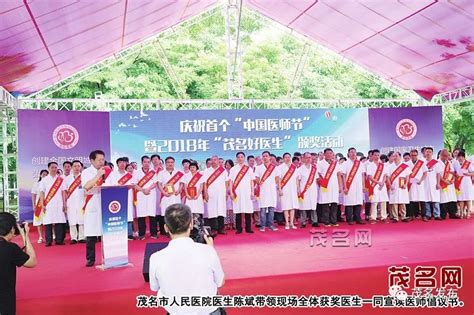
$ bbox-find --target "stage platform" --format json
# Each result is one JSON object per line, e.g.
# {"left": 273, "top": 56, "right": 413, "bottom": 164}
{"left": 16, "top": 218, "right": 474, "bottom": 315}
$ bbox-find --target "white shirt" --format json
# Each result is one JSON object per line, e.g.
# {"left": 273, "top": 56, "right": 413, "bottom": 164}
{"left": 255, "top": 164, "right": 278, "bottom": 209}
{"left": 149, "top": 237, "right": 224, "bottom": 315}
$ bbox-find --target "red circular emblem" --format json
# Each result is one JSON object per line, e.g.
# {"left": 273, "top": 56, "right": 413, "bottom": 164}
{"left": 396, "top": 119, "right": 417, "bottom": 140}
{"left": 52, "top": 124, "right": 79, "bottom": 149}
{"left": 108, "top": 201, "right": 121, "bottom": 214}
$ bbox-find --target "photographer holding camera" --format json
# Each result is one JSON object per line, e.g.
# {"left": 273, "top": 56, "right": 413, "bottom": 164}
{"left": 0, "top": 213, "right": 37, "bottom": 315}
{"left": 149, "top": 203, "right": 225, "bottom": 315}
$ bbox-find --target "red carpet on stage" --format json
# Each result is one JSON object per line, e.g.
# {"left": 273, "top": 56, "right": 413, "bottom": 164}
{"left": 16, "top": 219, "right": 474, "bottom": 315}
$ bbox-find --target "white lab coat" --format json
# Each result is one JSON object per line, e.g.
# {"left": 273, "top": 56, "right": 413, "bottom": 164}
{"left": 81, "top": 166, "right": 102, "bottom": 237}
{"left": 277, "top": 163, "right": 299, "bottom": 211}
{"left": 229, "top": 164, "right": 255, "bottom": 214}
{"left": 31, "top": 181, "right": 43, "bottom": 226}
{"left": 366, "top": 162, "right": 389, "bottom": 203}
{"left": 39, "top": 174, "right": 67, "bottom": 225}
{"left": 297, "top": 164, "right": 318, "bottom": 210}
{"left": 340, "top": 159, "right": 363, "bottom": 206}
{"left": 65, "top": 174, "right": 85, "bottom": 225}
{"left": 317, "top": 160, "right": 340, "bottom": 204}
{"left": 157, "top": 169, "right": 184, "bottom": 212}
{"left": 454, "top": 160, "right": 474, "bottom": 201}
{"left": 183, "top": 172, "right": 205, "bottom": 214}
{"left": 133, "top": 168, "right": 158, "bottom": 218}
{"left": 387, "top": 162, "right": 410, "bottom": 204}
{"left": 203, "top": 166, "right": 227, "bottom": 218}
{"left": 407, "top": 160, "right": 428, "bottom": 202}
{"left": 255, "top": 164, "right": 278, "bottom": 209}
{"left": 439, "top": 160, "right": 457, "bottom": 203}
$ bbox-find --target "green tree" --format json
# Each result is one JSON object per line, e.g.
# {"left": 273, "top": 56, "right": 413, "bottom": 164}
{"left": 443, "top": 102, "right": 474, "bottom": 154}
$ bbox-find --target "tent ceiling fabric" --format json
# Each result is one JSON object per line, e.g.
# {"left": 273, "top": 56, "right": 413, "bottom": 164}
{"left": 0, "top": 1, "right": 473, "bottom": 100}
{"left": 245, "top": 0, "right": 474, "bottom": 100}
{"left": 0, "top": 0, "right": 218, "bottom": 94}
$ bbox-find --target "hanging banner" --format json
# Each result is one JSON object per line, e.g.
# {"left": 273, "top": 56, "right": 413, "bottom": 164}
{"left": 110, "top": 108, "right": 370, "bottom": 164}
{"left": 368, "top": 106, "right": 444, "bottom": 155}
{"left": 17, "top": 109, "right": 111, "bottom": 221}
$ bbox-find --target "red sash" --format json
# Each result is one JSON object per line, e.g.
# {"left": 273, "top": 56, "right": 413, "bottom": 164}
{"left": 389, "top": 163, "right": 409, "bottom": 185}
{"left": 206, "top": 166, "right": 225, "bottom": 187}
{"left": 232, "top": 165, "right": 250, "bottom": 200}
{"left": 187, "top": 172, "right": 203, "bottom": 198}
{"left": 133, "top": 169, "right": 156, "bottom": 205}
{"left": 345, "top": 160, "right": 360, "bottom": 193}
{"left": 408, "top": 160, "right": 424, "bottom": 191}
{"left": 280, "top": 163, "right": 297, "bottom": 189}
{"left": 255, "top": 164, "right": 275, "bottom": 198}
{"left": 82, "top": 167, "right": 112, "bottom": 212}
{"left": 299, "top": 165, "right": 316, "bottom": 200}
{"left": 426, "top": 159, "right": 437, "bottom": 170}
{"left": 319, "top": 160, "right": 337, "bottom": 192}
{"left": 368, "top": 163, "right": 384, "bottom": 200}
{"left": 66, "top": 175, "right": 81, "bottom": 199}
{"left": 35, "top": 176, "right": 63, "bottom": 219}
{"left": 455, "top": 160, "right": 471, "bottom": 195}
{"left": 164, "top": 171, "right": 184, "bottom": 194}
{"left": 118, "top": 172, "right": 133, "bottom": 185}
{"left": 439, "top": 162, "right": 453, "bottom": 191}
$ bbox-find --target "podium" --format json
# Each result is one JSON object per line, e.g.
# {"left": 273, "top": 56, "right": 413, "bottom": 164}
{"left": 96, "top": 185, "right": 134, "bottom": 270}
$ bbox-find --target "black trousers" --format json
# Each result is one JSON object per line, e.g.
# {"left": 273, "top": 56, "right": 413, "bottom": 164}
{"left": 235, "top": 213, "right": 252, "bottom": 232}
{"left": 274, "top": 212, "right": 284, "bottom": 225}
{"left": 365, "top": 202, "right": 371, "bottom": 220}
{"left": 345, "top": 205, "right": 362, "bottom": 223}
{"left": 440, "top": 202, "right": 457, "bottom": 219}
{"left": 86, "top": 236, "right": 98, "bottom": 262}
{"left": 321, "top": 203, "right": 338, "bottom": 225}
{"left": 138, "top": 216, "right": 157, "bottom": 237}
{"left": 316, "top": 204, "right": 323, "bottom": 223}
{"left": 205, "top": 216, "right": 225, "bottom": 232}
{"left": 156, "top": 215, "right": 166, "bottom": 235}
{"left": 337, "top": 205, "right": 344, "bottom": 222}
{"left": 407, "top": 201, "right": 425, "bottom": 217}
{"left": 45, "top": 223, "right": 65, "bottom": 244}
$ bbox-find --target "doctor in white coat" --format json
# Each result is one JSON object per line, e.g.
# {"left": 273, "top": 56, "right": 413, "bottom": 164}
{"left": 82, "top": 150, "right": 107, "bottom": 267}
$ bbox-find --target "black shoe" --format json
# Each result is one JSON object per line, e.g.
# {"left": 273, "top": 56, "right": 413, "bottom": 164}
{"left": 255, "top": 224, "right": 261, "bottom": 228}
{"left": 356, "top": 221, "right": 366, "bottom": 225}
{"left": 86, "top": 260, "right": 95, "bottom": 267}
{"left": 391, "top": 219, "right": 398, "bottom": 223}
{"left": 449, "top": 215, "right": 461, "bottom": 219}
{"left": 160, "top": 231, "right": 167, "bottom": 236}
{"left": 45, "top": 242, "right": 52, "bottom": 247}
{"left": 217, "top": 229, "right": 227, "bottom": 235}
{"left": 70, "top": 240, "right": 77, "bottom": 245}
{"left": 348, "top": 221, "right": 355, "bottom": 225}
{"left": 300, "top": 224, "right": 306, "bottom": 228}
{"left": 236, "top": 230, "right": 243, "bottom": 234}
{"left": 311, "top": 223, "right": 319, "bottom": 227}
{"left": 128, "top": 236, "right": 135, "bottom": 240}
{"left": 78, "top": 239, "right": 86, "bottom": 243}
{"left": 245, "top": 230, "right": 254, "bottom": 234}
{"left": 402, "top": 218, "right": 410, "bottom": 223}
{"left": 434, "top": 217, "right": 442, "bottom": 220}
{"left": 55, "top": 242, "right": 65, "bottom": 245}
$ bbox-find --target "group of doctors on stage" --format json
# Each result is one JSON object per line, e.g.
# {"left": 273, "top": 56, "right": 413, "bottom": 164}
{"left": 31, "top": 146, "right": 474, "bottom": 266}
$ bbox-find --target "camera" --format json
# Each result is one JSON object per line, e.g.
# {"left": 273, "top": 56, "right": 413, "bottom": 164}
{"left": 190, "top": 215, "right": 214, "bottom": 244}
{"left": 14, "top": 222, "right": 26, "bottom": 236}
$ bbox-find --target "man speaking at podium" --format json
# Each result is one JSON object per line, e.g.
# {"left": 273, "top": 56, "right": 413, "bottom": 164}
{"left": 82, "top": 150, "right": 110, "bottom": 267}
{"left": 149, "top": 203, "right": 225, "bottom": 315}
